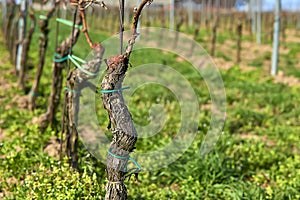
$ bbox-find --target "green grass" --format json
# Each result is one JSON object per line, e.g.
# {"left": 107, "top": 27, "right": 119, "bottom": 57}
{"left": 216, "top": 50, "right": 232, "bottom": 61}
{"left": 279, "top": 42, "right": 300, "bottom": 78}
{"left": 0, "top": 10, "right": 300, "bottom": 200}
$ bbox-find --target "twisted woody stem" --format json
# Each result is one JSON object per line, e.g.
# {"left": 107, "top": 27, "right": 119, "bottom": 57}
{"left": 125, "top": 0, "right": 152, "bottom": 58}
{"left": 60, "top": 0, "right": 106, "bottom": 167}
{"left": 102, "top": 1, "right": 152, "bottom": 200}
{"left": 61, "top": 5, "right": 104, "bottom": 168}
{"left": 38, "top": 17, "right": 82, "bottom": 132}
{"left": 28, "top": 0, "right": 60, "bottom": 110}
{"left": 79, "top": 8, "right": 95, "bottom": 48}
{"left": 69, "top": 0, "right": 108, "bottom": 48}
{"left": 64, "top": 44, "right": 104, "bottom": 169}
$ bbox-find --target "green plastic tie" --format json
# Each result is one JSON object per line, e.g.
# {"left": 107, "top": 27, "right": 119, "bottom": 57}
{"left": 56, "top": 18, "right": 82, "bottom": 30}
{"left": 64, "top": 87, "right": 78, "bottom": 93}
{"left": 68, "top": 54, "right": 98, "bottom": 77}
{"left": 53, "top": 53, "right": 68, "bottom": 63}
{"left": 29, "top": 91, "right": 36, "bottom": 98}
{"left": 70, "top": 54, "right": 86, "bottom": 63}
{"left": 101, "top": 86, "right": 130, "bottom": 94}
{"left": 39, "top": 15, "right": 47, "bottom": 20}
{"left": 107, "top": 150, "right": 141, "bottom": 172}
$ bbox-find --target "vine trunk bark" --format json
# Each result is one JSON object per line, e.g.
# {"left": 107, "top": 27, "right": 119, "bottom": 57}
{"left": 39, "top": 18, "right": 82, "bottom": 131}
{"left": 63, "top": 45, "right": 104, "bottom": 169}
{"left": 102, "top": 55, "right": 137, "bottom": 200}
{"left": 210, "top": 16, "right": 219, "bottom": 56}
{"left": 28, "top": 2, "right": 59, "bottom": 110}
{"left": 102, "top": 1, "right": 152, "bottom": 198}
{"left": 18, "top": 8, "right": 36, "bottom": 92}
{"left": 236, "top": 19, "right": 242, "bottom": 64}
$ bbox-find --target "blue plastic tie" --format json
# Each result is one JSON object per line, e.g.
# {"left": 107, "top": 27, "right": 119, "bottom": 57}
{"left": 56, "top": 18, "right": 82, "bottom": 30}
{"left": 107, "top": 150, "right": 141, "bottom": 172}
{"left": 101, "top": 86, "right": 130, "bottom": 94}
{"left": 53, "top": 53, "right": 68, "bottom": 63}
{"left": 68, "top": 54, "right": 98, "bottom": 77}
{"left": 70, "top": 54, "right": 86, "bottom": 63}
{"left": 39, "top": 15, "right": 47, "bottom": 20}
{"left": 29, "top": 91, "right": 37, "bottom": 98}
{"left": 64, "top": 87, "right": 78, "bottom": 93}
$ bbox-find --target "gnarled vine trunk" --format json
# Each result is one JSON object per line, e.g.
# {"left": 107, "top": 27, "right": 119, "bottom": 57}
{"left": 210, "top": 16, "right": 219, "bottom": 56}
{"left": 5, "top": 1, "right": 16, "bottom": 46}
{"left": 18, "top": 8, "right": 36, "bottom": 92}
{"left": 102, "top": 55, "right": 137, "bottom": 200}
{"left": 28, "top": 2, "right": 59, "bottom": 110}
{"left": 102, "top": 1, "right": 152, "bottom": 199}
{"left": 63, "top": 45, "right": 104, "bottom": 169}
{"left": 39, "top": 18, "right": 82, "bottom": 131}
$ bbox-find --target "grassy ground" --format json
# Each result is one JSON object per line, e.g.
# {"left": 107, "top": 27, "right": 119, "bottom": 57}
{"left": 0, "top": 10, "right": 300, "bottom": 200}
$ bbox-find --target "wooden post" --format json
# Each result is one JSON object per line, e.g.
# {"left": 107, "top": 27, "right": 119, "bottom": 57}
{"left": 210, "top": 16, "right": 218, "bottom": 56}
{"left": 10, "top": 15, "right": 19, "bottom": 64}
{"left": 229, "top": 12, "right": 234, "bottom": 36}
{"left": 18, "top": 8, "right": 36, "bottom": 92}
{"left": 136, "top": 0, "right": 141, "bottom": 40}
{"left": 297, "top": 9, "right": 300, "bottom": 32}
{"left": 256, "top": 0, "right": 262, "bottom": 44}
{"left": 201, "top": 0, "right": 206, "bottom": 27}
{"left": 281, "top": 12, "right": 286, "bottom": 48}
{"left": 237, "top": 18, "right": 242, "bottom": 63}
{"left": 5, "top": 1, "right": 16, "bottom": 47}
{"left": 271, "top": 0, "right": 281, "bottom": 76}
{"left": 262, "top": 12, "right": 268, "bottom": 43}
{"left": 270, "top": 14, "right": 274, "bottom": 42}
{"left": 61, "top": 7, "right": 67, "bottom": 19}
{"left": 247, "top": 17, "right": 253, "bottom": 40}
{"left": 16, "top": 0, "right": 28, "bottom": 73}
{"left": 189, "top": 24, "right": 200, "bottom": 56}
{"left": 1, "top": 0, "right": 7, "bottom": 32}
{"left": 250, "top": 0, "right": 256, "bottom": 35}
{"left": 160, "top": 5, "right": 165, "bottom": 28}
{"left": 207, "top": 0, "right": 212, "bottom": 22}
{"left": 170, "top": 0, "right": 175, "bottom": 29}
{"left": 174, "top": 13, "right": 184, "bottom": 49}
{"left": 188, "top": 0, "right": 193, "bottom": 28}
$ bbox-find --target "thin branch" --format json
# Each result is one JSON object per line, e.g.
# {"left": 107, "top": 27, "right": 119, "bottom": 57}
{"left": 125, "top": 0, "right": 152, "bottom": 58}
{"left": 79, "top": 8, "right": 97, "bottom": 48}
{"left": 119, "top": 0, "right": 125, "bottom": 54}
{"left": 69, "top": 0, "right": 107, "bottom": 48}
